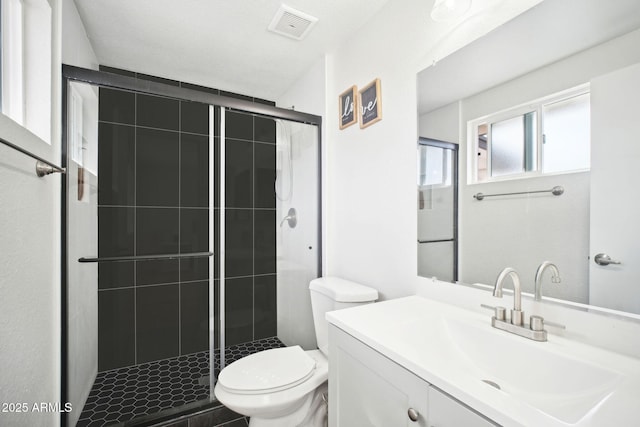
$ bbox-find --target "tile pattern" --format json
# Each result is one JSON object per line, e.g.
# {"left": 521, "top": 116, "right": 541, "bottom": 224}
{"left": 97, "top": 83, "right": 212, "bottom": 372}
{"left": 90, "top": 67, "right": 280, "bottom": 426}
{"left": 224, "top": 109, "right": 277, "bottom": 347}
{"left": 97, "top": 66, "right": 278, "bottom": 372}
{"left": 77, "top": 337, "right": 284, "bottom": 427}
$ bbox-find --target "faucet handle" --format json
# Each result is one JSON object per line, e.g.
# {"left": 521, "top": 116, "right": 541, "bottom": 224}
{"left": 530, "top": 315, "right": 544, "bottom": 331}
{"left": 480, "top": 304, "right": 507, "bottom": 321}
{"left": 529, "top": 315, "right": 566, "bottom": 331}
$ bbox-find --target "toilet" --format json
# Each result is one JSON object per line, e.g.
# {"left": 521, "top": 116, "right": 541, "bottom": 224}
{"left": 214, "top": 276, "right": 378, "bottom": 427}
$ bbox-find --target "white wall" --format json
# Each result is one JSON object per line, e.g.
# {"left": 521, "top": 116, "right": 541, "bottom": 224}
{"left": 418, "top": 102, "right": 460, "bottom": 143}
{"left": 0, "top": 2, "right": 98, "bottom": 426}
{"left": 0, "top": 141, "right": 60, "bottom": 427}
{"left": 589, "top": 62, "right": 640, "bottom": 314}
{"left": 277, "top": 57, "right": 326, "bottom": 117}
{"left": 0, "top": 0, "right": 62, "bottom": 425}
{"left": 459, "top": 172, "right": 590, "bottom": 302}
{"left": 320, "top": 0, "right": 540, "bottom": 301}
{"left": 62, "top": 0, "right": 98, "bottom": 69}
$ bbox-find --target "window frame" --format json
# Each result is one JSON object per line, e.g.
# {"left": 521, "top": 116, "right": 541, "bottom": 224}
{"left": 468, "top": 84, "right": 590, "bottom": 184}
{"left": 1, "top": 0, "right": 25, "bottom": 123}
{"left": 0, "top": 0, "right": 56, "bottom": 148}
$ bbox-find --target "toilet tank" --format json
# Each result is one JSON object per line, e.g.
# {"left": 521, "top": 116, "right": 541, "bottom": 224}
{"left": 309, "top": 277, "right": 378, "bottom": 356}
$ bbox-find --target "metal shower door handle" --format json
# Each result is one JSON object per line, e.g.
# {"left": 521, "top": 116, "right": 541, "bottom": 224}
{"left": 594, "top": 253, "right": 621, "bottom": 266}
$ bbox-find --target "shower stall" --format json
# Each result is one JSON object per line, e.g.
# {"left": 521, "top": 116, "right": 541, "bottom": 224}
{"left": 61, "top": 66, "right": 321, "bottom": 427}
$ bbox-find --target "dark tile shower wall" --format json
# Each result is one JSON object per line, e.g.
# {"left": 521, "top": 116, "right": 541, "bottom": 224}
{"left": 97, "top": 67, "right": 277, "bottom": 371}
{"left": 97, "top": 85, "right": 211, "bottom": 372}
{"left": 224, "top": 111, "right": 277, "bottom": 346}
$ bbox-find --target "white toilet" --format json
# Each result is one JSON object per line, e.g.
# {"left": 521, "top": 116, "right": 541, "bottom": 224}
{"left": 214, "top": 276, "right": 378, "bottom": 427}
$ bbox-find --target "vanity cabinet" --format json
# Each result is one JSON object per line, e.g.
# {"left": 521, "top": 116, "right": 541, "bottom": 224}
{"left": 328, "top": 325, "right": 498, "bottom": 427}
{"left": 427, "top": 386, "right": 497, "bottom": 427}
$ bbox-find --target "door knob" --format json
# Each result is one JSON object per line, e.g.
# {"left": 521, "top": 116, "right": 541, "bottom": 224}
{"left": 594, "top": 253, "right": 621, "bottom": 266}
{"left": 407, "top": 407, "right": 419, "bottom": 422}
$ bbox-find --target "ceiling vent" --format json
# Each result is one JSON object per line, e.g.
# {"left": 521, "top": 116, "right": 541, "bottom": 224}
{"left": 268, "top": 4, "right": 318, "bottom": 40}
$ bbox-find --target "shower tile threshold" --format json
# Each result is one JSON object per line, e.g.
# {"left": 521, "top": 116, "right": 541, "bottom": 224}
{"left": 77, "top": 337, "right": 285, "bottom": 427}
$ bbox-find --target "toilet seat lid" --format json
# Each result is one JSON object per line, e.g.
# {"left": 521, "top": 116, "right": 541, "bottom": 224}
{"left": 218, "top": 346, "right": 316, "bottom": 395}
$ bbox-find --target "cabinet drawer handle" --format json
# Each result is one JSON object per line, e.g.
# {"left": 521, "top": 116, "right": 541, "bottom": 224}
{"left": 408, "top": 408, "right": 419, "bottom": 422}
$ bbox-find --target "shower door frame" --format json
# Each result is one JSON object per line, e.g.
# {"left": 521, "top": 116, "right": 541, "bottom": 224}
{"left": 60, "top": 64, "right": 323, "bottom": 426}
{"left": 417, "top": 137, "right": 459, "bottom": 282}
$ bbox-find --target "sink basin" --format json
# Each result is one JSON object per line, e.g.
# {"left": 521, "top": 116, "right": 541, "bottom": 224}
{"left": 444, "top": 317, "right": 621, "bottom": 424}
{"left": 327, "top": 295, "right": 640, "bottom": 427}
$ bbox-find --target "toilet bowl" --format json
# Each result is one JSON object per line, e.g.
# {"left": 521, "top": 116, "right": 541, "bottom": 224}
{"left": 215, "top": 347, "right": 328, "bottom": 426}
{"left": 214, "top": 277, "right": 377, "bottom": 427}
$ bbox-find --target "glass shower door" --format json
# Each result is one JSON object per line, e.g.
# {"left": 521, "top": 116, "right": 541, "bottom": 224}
{"left": 217, "top": 111, "right": 321, "bottom": 375}
{"left": 63, "top": 67, "right": 323, "bottom": 427}
{"left": 275, "top": 119, "right": 321, "bottom": 350}
{"left": 65, "top": 80, "right": 218, "bottom": 426}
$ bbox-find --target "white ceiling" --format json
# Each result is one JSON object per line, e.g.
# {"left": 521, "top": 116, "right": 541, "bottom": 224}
{"left": 417, "top": 0, "right": 640, "bottom": 114}
{"left": 74, "top": 0, "right": 391, "bottom": 101}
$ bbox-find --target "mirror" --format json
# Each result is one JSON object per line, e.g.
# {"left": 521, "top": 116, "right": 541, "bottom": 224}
{"left": 417, "top": 0, "right": 640, "bottom": 315}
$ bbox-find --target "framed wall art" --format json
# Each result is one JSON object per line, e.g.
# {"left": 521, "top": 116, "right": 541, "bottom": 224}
{"left": 338, "top": 85, "right": 358, "bottom": 129}
{"left": 359, "top": 78, "right": 382, "bottom": 129}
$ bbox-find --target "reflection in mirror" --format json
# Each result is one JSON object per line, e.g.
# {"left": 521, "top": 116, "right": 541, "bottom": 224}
{"left": 417, "top": 138, "right": 458, "bottom": 282}
{"left": 417, "top": 0, "right": 640, "bottom": 315}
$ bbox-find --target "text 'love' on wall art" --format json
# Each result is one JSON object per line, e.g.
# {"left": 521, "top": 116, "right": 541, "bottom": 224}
{"left": 339, "top": 85, "right": 358, "bottom": 129}
{"left": 359, "top": 78, "right": 382, "bottom": 129}
{"left": 338, "top": 78, "right": 382, "bottom": 130}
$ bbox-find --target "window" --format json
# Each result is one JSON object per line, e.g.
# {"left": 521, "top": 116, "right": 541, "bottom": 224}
{"left": 1, "top": 0, "right": 53, "bottom": 143}
{"left": 542, "top": 94, "right": 590, "bottom": 173}
{"left": 1, "top": 0, "right": 25, "bottom": 121}
{"left": 470, "top": 87, "right": 590, "bottom": 183}
{"left": 490, "top": 111, "right": 537, "bottom": 177}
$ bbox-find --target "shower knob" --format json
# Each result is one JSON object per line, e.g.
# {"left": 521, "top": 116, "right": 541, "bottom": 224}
{"left": 279, "top": 208, "right": 297, "bottom": 228}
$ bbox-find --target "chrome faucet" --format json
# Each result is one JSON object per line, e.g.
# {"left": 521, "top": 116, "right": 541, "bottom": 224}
{"left": 490, "top": 267, "right": 547, "bottom": 341}
{"left": 493, "top": 267, "right": 523, "bottom": 326}
{"left": 534, "top": 261, "right": 561, "bottom": 301}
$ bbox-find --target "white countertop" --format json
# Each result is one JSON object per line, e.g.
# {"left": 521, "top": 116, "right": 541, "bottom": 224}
{"left": 326, "top": 295, "right": 640, "bottom": 427}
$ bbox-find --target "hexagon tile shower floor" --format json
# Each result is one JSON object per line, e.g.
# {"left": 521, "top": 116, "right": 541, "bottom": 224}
{"left": 77, "top": 337, "right": 285, "bottom": 426}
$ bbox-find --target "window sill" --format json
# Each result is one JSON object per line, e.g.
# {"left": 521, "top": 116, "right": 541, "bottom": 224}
{"left": 0, "top": 113, "right": 57, "bottom": 166}
{"left": 467, "top": 168, "right": 590, "bottom": 187}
